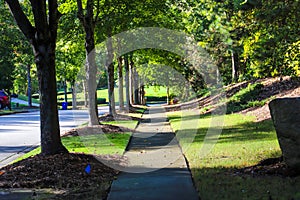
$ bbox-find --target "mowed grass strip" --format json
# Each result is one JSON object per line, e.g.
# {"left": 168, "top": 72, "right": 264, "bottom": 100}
{"left": 14, "top": 116, "right": 140, "bottom": 163}
{"left": 15, "top": 133, "right": 131, "bottom": 162}
{"left": 167, "top": 110, "right": 300, "bottom": 200}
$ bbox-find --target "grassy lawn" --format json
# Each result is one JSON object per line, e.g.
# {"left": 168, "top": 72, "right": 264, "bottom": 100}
{"left": 144, "top": 86, "right": 167, "bottom": 97}
{"left": 0, "top": 109, "right": 16, "bottom": 115}
{"left": 18, "top": 94, "right": 40, "bottom": 104}
{"left": 27, "top": 86, "right": 166, "bottom": 108}
{"left": 15, "top": 133, "right": 131, "bottom": 162}
{"left": 102, "top": 120, "right": 138, "bottom": 130}
{"left": 168, "top": 110, "right": 300, "bottom": 200}
{"left": 15, "top": 113, "right": 141, "bottom": 163}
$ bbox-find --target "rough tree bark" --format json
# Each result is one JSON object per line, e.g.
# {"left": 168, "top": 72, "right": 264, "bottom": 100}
{"left": 118, "top": 56, "right": 125, "bottom": 112}
{"left": 124, "top": 55, "right": 131, "bottom": 112}
{"left": 129, "top": 54, "right": 140, "bottom": 104}
{"left": 71, "top": 82, "right": 77, "bottom": 110}
{"left": 77, "top": 0, "right": 99, "bottom": 125}
{"left": 133, "top": 67, "right": 140, "bottom": 105}
{"left": 63, "top": 80, "right": 67, "bottom": 103}
{"left": 83, "top": 80, "right": 88, "bottom": 107}
{"left": 106, "top": 31, "right": 116, "bottom": 116}
{"left": 231, "top": 51, "right": 239, "bottom": 83}
{"left": 27, "top": 64, "right": 32, "bottom": 107}
{"left": 5, "top": 0, "right": 67, "bottom": 155}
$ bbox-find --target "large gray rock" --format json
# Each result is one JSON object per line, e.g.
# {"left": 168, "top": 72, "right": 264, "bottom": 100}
{"left": 269, "top": 98, "right": 300, "bottom": 172}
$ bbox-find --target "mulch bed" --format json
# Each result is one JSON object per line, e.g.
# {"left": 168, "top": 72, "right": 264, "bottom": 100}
{"left": 235, "top": 157, "right": 299, "bottom": 177}
{"left": 0, "top": 153, "right": 119, "bottom": 199}
{"left": 62, "top": 113, "right": 140, "bottom": 137}
{"left": 62, "top": 124, "right": 133, "bottom": 137}
{"left": 0, "top": 115, "right": 140, "bottom": 199}
{"left": 98, "top": 113, "right": 141, "bottom": 122}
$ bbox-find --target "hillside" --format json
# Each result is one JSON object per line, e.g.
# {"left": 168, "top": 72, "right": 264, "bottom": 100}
{"left": 165, "top": 76, "right": 300, "bottom": 121}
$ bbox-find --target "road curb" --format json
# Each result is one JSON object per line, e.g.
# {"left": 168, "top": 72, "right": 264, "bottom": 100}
{"left": 0, "top": 109, "right": 39, "bottom": 116}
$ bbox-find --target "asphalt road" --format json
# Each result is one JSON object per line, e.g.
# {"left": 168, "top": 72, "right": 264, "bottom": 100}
{"left": 0, "top": 107, "right": 109, "bottom": 168}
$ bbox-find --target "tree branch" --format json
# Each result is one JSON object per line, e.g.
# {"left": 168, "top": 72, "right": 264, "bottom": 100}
{"left": 29, "top": 0, "right": 49, "bottom": 39}
{"left": 48, "top": 0, "right": 61, "bottom": 42}
{"left": 4, "top": 0, "right": 35, "bottom": 43}
{"left": 76, "top": 0, "right": 85, "bottom": 24}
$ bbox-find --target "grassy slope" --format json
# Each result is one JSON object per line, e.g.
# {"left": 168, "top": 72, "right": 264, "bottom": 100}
{"left": 168, "top": 107, "right": 300, "bottom": 200}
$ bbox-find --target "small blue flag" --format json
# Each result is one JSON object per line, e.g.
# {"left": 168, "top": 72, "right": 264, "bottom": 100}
{"left": 85, "top": 164, "right": 91, "bottom": 174}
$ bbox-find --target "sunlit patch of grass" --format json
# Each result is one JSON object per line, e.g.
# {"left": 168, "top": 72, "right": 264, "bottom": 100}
{"left": 102, "top": 120, "right": 138, "bottom": 130}
{"left": 14, "top": 133, "right": 131, "bottom": 162}
{"left": 18, "top": 94, "right": 40, "bottom": 104}
{"left": 168, "top": 110, "right": 300, "bottom": 200}
{"left": 144, "top": 86, "right": 167, "bottom": 97}
{"left": 62, "top": 133, "right": 131, "bottom": 155}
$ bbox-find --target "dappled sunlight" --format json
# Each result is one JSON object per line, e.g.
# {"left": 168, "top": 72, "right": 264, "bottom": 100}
{"left": 190, "top": 165, "right": 300, "bottom": 200}
{"left": 167, "top": 109, "right": 290, "bottom": 199}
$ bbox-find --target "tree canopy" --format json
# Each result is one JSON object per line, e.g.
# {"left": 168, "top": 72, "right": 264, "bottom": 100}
{"left": 2, "top": 0, "right": 299, "bottom": 153}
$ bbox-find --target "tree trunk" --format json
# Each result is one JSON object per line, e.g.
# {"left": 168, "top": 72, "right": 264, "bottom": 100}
{"left": 167, "top": 86, "right": 170, "bottom": 105}
{"left": 77, "top": 0, "right": 99, "bottom": 125}
{"left": 5, "top": 0, "right": 67, "bottom": 155}
{"left": 140, "top": 84, "right": 145, "bottom": 105}
{"left": 63, "top": 80, "right": 67, "bottom": 103}
{"left": 72, "top": 83, "right": 77, "bottom": 109}
{"left": 35, "top": 43, "right": 68, "bottom": 154}
{"left": 231, "top": 51, "right": 239, "bottom": 83}
{"left": 118, "top": 56, "right": 124, "bottom": 112}
{"left": 130, "top": 54, "right": 139, "bottom": 104}
{"left": 95, "top": 91, "right": 99, "bottom": 118}
{"left": 133, "top": 68, "right": 139, "bottom": 105}
{"left": 106, "top": 33, "right": 116, "bottom": 116}
{"left": 83, "top": 80, "right": 88, "bottom": 107}
{"left": 85, "top": 47, "right": 99, "bottom": 125}
{"left": 27, "top": 64, "right": 32, "bottom": 107}
{"left": 124, "top": 55, "right": 131, "bottom": 112}
{"left": 129, "top": 54, "right": 134, "bottom": 105}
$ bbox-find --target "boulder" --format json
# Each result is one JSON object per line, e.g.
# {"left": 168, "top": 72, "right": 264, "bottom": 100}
{"left": 269, "top": 98, "right": 300, "bottom": 172}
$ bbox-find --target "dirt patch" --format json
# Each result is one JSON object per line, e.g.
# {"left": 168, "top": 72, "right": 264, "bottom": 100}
{"left": 235, "top": 157, "right": 299, "bottom": 177}
{"left": 0, "top": 153, "right": 120, "bottom": 199}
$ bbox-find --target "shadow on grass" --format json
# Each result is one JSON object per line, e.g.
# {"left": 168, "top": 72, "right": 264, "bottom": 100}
{"left": 191, "top": 165, "right": 300, "bottom": 200}
{"left": 168, "top": 113, "right": 212, "bottom": 123}
{"left": 175, "top": 116, "right": 276, "bottom": 144}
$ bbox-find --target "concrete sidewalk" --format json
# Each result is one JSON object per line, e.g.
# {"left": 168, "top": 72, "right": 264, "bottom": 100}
{"left": 107, "top": 106, "right": 199, "bottom": 200}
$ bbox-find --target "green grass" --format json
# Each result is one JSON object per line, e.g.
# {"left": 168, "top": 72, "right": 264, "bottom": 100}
{"left": 37, "top": 85, "right": 166, "bottom": 108}
{"left": 15, "top": 112, "right": 141, "bottom": 163}
{"left": 226, "top": 83, "right": 268, "bottom": 113}
{"left": 144, "top": 86, "right": 167, "bottom": 97}
{"left": 102, "top": 120, "right": 138, "bottom": 130}
{"left": 0, "top": 109, "right": 14, "bottom": 115}
{"left": 57, "top": 88, "right": 122, "bottom": 106}
{"left": 0, "top": 104, "right": 34, "bottom": 114}
{"left": 62, "top": 133, "right": 131, "bottom": 154}
{"left": 144, "top": 86, "right": 167, "bottom": 103}
{"left": 167, "top": 110, "right": 300, "bottom": 200}
{"left": 18, "top": 94, "right": 40, "bottom": 104}
{"left": 15, "top": 133, "right": 131, "bottom": 162}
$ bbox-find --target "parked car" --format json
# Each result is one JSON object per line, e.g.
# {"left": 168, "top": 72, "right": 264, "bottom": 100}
{"left": 0, "top": 90, "right": 10, "bottom": 109}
